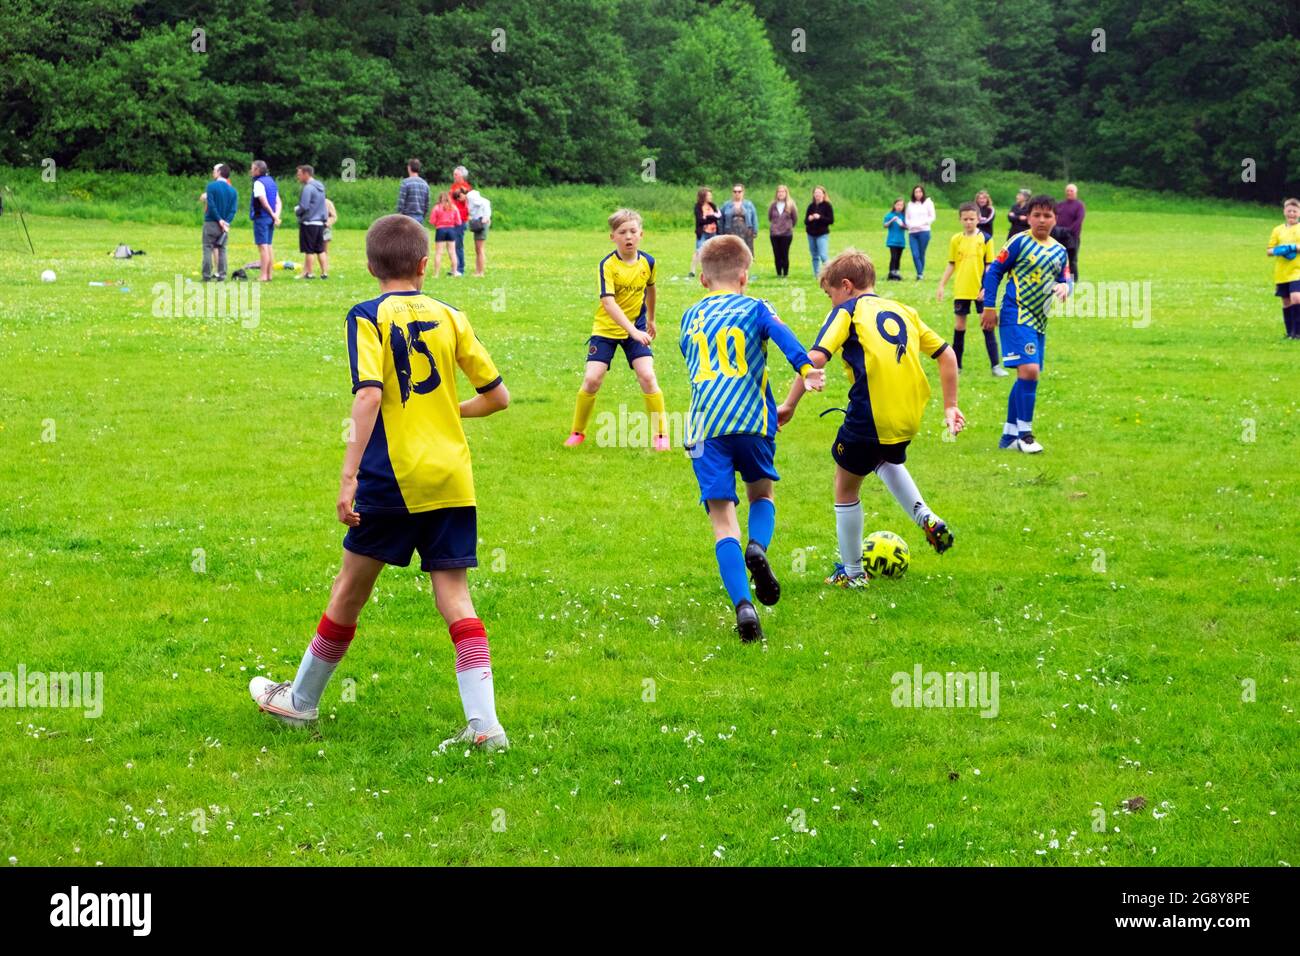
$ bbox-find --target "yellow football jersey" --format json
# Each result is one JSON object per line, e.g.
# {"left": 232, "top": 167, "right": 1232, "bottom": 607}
{"left": 1269, "top": 223, "right": 1300, "bottom": 284}
{"left": 812, "top": 293, "right": 948, "bottom": 444}
{"left": 347, "top": 291, "right": 501, "bottom": 513}
{"left": 948, "top": 231, "right": 993, "bottom": 300}
{"left": 593, "top": 249, "right": 655, "bottom": 338}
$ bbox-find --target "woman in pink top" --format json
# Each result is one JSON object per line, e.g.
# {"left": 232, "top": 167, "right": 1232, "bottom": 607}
{"left": 429, "top": 192, "right": 463, "bottom": 277}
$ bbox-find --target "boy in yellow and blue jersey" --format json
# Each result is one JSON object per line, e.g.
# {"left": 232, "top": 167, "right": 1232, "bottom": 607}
{"left": 1266, "top": 197, "right": 1300, "bottom": 339}
{"left": 566, "top": 208, "right": 670, "bottom": 450}
{"left": 248, "top": 214, "right": 513, "bottom": 753}
{"left": 780, "top": 250, "right": 964, "bottom": 589}
{"left": 981, "top": 195, "right": 1073, "bottom": 453}
{"left": 935, "top": 202, "right": 1006, "bottom": 376}
{"left": 680, "top": 235, "right": 824, "bottom": 642}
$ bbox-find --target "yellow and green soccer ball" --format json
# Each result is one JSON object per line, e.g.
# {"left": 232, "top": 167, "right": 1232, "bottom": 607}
{"left": 864, "top": 530, "right": 909, "bottom": 578}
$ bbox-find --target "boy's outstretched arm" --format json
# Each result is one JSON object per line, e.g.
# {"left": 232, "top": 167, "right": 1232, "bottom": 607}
{"left": 460, "top": 381, "right": 510, "bottom": 418}
{"left": 935, "top": 348, "right": 965, "bottom": 436}
{"left": 338, "top": 387, "right": 382, "bottom": 526}
{"left": 763, "top": 310, "right": 824, "bottom": 395}
{"left": 777, "top": 349, "right": 829, "bottom": 427}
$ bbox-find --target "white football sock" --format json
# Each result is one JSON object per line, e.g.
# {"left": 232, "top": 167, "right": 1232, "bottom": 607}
{"left": 450, "top": 620, "right": 500, "bottom": 733}
{"left": 875, "top": 462, "right": 935, "bottom": 527}
{"left": 835, "top": 501, "right": 864, "bottom": 575}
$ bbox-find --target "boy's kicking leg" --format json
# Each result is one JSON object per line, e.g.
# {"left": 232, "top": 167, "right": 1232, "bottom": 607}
{"left": 250, "top": 549, "right": 384, "bottom": 725}
{"left": 433, "top": 568, "right": 507, "bottom": 752}
{"left": 874, "top": 459, "right": 954, "bottom": 553}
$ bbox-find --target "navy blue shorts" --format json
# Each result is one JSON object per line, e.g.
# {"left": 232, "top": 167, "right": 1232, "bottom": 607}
{"left": 953, "top": 298, "right": 978, "bottom": 316}
{"left": 435, "top": 227, "right": 458, "bottom": 243}
{"left": 587, "top": 334, "right": 652, "bottom": 368}
{"left": 832, "top": 429, "right": 908, "bottom": 476}
{"left": 252, "top": 217, "right": 275, "bottom": 246}
{"left": 1276, "top": 280, "right": 1300, "bottom": 298}
{"left": 688, "top": 433, "right": 779, "bottom": 504}
{"left": 343, "top": 506, "right": 477, "bottom": 571}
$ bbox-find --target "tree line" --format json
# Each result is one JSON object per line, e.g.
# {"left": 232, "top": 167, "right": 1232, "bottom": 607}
{"left": 1, "top": 0, "right": 1295, "bottom": 200}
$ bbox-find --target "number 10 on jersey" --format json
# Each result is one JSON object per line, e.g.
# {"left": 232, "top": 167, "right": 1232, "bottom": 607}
{"left": 691, "top": 328, "right": 748, "bottom": 383}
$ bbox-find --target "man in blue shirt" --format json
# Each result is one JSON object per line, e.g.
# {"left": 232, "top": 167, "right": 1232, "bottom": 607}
{"left": 200, "top": 163, "right": 238, "bottom": 281}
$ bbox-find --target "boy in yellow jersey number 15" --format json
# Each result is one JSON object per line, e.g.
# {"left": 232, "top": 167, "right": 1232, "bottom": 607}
{"left": 566, "top": 208, "right": 671, "bottom": 450}
{"left": 249, "top": 215, "right": 513, "bottom": 753}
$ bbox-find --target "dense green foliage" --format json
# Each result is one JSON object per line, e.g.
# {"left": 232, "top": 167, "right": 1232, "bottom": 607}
{"left": 1, "top": 0, "right": 1296, "bottom": 196}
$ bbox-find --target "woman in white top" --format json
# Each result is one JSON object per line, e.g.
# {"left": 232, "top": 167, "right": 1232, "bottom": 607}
{"left": 904, "top": 184, "right": 937, "bottom": 280}
{"left": 465, "top": 188, "right": 492, "bottom": 277}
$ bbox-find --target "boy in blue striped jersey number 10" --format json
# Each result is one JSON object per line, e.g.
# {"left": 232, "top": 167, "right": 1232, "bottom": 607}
{"left": 679, "top": 235, "right": 825, "bottom": 643}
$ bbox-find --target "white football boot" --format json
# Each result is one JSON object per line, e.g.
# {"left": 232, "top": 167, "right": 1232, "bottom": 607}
{"left": 1015, "top": 434, "right": 1044, "bottom": 454}
{"left": 439, "top": 724, "right": 510, "bottom": 753}
{"left": 249, "top": 677, "right": 318, "bottom": 727}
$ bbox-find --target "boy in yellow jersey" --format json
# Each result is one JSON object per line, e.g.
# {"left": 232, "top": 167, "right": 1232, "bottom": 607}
{"left": 566, "top": 208, "right": 670, "bottom": 450}
{"left": 1266, "top": 197, "right": 1300, "bottom": 339}
{"left": 249, "top": 215, "right": 513, "bottom": 752}
{"left": 936, "top": 202, "right": 1006, "bottom": 377}
{"left": 779, "top": 250, "right": 964, "bottom": 588}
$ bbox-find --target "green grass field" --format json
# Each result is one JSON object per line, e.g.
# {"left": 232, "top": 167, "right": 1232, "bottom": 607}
{"left": 1, "top": 193, "right": 1297, "bottom": 866}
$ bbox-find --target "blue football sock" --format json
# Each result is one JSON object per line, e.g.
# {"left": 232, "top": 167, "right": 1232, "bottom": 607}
{"left": 748, "top": 498, "right": 775, "bottom": 551}
{"left": 1016, "top": 378, "right": 1039, "bottom": 435}
{"left": 714, "top": 537, "right": 752, "bottom": 606}
{"left": 1005, "top": 379, "right": 1020, "bottom": 432}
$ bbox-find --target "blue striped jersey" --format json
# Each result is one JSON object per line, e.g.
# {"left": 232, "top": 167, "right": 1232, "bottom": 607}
{"left": 678, "top": 291, "right": 812, "bottom": 445}
{"left": 982, "top": 232, "right": 1071, "bottom": 333}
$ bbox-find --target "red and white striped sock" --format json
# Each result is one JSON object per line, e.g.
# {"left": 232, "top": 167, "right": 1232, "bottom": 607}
{"left": 290, "top": 613, "right": 356, "bottom": 710}
{"left": 449, "top": 617, "right": 499, "bottom": 733}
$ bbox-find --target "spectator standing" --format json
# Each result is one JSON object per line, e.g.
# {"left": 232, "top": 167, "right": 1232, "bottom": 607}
{"left": 1006, "top": 188, "right": 1032, "bottom": 238}
{"left": 249, "top": 159, "right": 282, "bottom": 282}
{"left": 719, "top": 183, "right": 758, "bottom": 259}
{"left": 466, "top": 187, "right": 492, "bottom": 277}
{"left": 1053, "top": 183, "right": 1086, "bottom": 279}
{"left": 200, "top": 162, "right": 237, "bottom": 281}
{"left": 768, "top": 184, "right": 798, "bottom": 277}
{"left": 882, "top": 197, "right": 907, "bottom": 280}
{"left": 690, "top": 187, "right": 720, "bottom": 277}
{"left": 975, "top": 189, "right": 995, "bottom": 242}
{"left": 294, "top": 164, "right": 328, "bottom": 279}
{"left": 905, "top": 184, "right": 936, "bottom": 279}
{"left": 429, "top": 191, "right": 463, "bottom": 277}
{"left": 450, "top": 165, "right": 472, "bottom": 277}
{"left": 323, "top": 197, "right": 337, "bottom": 260}
{"left": 804, "top": 185, "right": 834, "bottom": 276}
{"left": 396, "top": 158, "right": 430, "bottom": 224}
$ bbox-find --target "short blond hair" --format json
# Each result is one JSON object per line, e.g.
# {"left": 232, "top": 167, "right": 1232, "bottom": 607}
{"left": 699, "top": 235, "right": 752, "bottom": 283}
{"left": 608, "top": 208, "right": 643, "bottom": 232}
{"left": 1284, "top": 197, "right": 1300, "bottom": 210}
{"left": 819, "top": 249, "right": 875, "bottom": 293}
